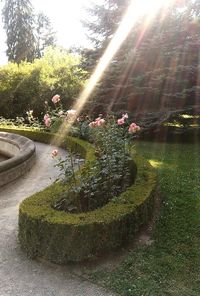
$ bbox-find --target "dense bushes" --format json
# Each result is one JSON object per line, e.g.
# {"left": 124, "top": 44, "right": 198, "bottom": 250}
{"left": 0, "top": 47, "right": 87, "bottom": 119}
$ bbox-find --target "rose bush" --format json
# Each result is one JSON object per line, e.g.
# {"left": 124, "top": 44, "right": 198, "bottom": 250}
{"left": 51, "top": 108, "right": 141, "bottom": 213}
{"left": 1, "top": 93, "right": 140, "bottom": 213}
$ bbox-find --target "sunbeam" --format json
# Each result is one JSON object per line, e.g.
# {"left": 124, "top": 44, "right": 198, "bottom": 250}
{"left": 51, "top": 0, "right": 176, "bottom": 146}
{"left": 73, "top": 0, "right": 175, "bottom": 114}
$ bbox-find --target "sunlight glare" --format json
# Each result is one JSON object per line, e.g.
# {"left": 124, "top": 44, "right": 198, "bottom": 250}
{"left": 73, "top": 0, "right": 174, "bottom": 116}
{"left": 53, "top": 0, "right": 175, "bottom": 142}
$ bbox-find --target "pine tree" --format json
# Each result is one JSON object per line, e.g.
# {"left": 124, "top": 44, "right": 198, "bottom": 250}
{"left": 2, "top": 0, "right": 35, "bottom": 63}
{"left": 83, "top": 0, "right": 130, "bottom": 48}
{"left": 35, "top": 12, "right": 56, "bottom": 59}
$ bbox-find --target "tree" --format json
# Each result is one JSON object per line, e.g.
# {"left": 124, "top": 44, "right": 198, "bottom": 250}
{"left": 81, "top": 0, "right": 131, "bottom": 75}
{"left": 83, "top": 0, "right": 130, "bottom": 48}
{"left": 2, "top": 0, "right": 35, "bottom": 63}
{"left": 0, "top": 47, "right": 87, "bottom": 119}
{"left": 83, "top": 0, "right": 200, "bottom": 127}
{"left": 35, "top": 12, "right": 56, "bottom": 59}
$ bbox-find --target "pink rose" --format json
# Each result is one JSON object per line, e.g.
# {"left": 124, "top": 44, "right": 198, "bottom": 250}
{"left": 128, "top": 123, "right": 140, "bottom": 133}
{"left": 44, "top": 117, "right": 51, "bottom": 127}
{"left": 44, "top": 114, "right": 50, "bottom": 121}
{"left": 44, "top": 114, "right": 51, "bottom": 127}
{"left": 89, "top": 121, "right": 98, "bottom": 128}
{"left": 117, "top": 118, "right": 125, "bottom": 125}
{"left": 51, "top": 149, "right": 58, "bottom": 158}
{"left": 52, "top": 94, "right": 60, "bottom": 104}
{"left": 89, "top": 117, "right": 105, "bottom": 127}
{"left": 96, "top": 118, "right": 105, "bottom": 126}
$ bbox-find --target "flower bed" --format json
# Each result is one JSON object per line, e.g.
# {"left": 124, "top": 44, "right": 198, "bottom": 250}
{"left": 0, "top": 127, "right": 157, "bottom": 262}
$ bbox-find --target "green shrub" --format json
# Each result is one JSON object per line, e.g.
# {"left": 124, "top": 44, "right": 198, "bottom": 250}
{"left": 0, "top": 47, "right": 87, "bottom": 119}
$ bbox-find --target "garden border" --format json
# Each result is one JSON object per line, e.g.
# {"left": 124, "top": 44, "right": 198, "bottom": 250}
{"left": 0, "top": 127, "right": 157, "bottom": 262}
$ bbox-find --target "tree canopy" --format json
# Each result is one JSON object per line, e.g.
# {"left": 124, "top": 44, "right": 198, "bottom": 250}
{"left": 0, "top": 47, "right": 87, "bottom": 119}
{"left": 35, "top": 12, "right": 56, "bottom": 59}
{"left": 2, "top": 0, "right": 56, "bottom": 63}
{"left": 83, "top": 0, "right": 200, "bottom": 126}
{"left": 2, "top": 0, "right": 35, "bottom": 63}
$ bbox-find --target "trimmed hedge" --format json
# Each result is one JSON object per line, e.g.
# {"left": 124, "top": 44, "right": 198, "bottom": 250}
{"left": 0, "top": 127, "right": 157, "bottom": 262}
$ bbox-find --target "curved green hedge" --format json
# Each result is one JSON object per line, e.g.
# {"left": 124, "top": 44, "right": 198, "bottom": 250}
{"left": 0, "top": 127, "right": 157, "bottom": 262}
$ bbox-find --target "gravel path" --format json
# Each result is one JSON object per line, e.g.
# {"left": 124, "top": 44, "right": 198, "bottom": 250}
{"left": 0, "top": 142, "right": 116, "bottom": 296}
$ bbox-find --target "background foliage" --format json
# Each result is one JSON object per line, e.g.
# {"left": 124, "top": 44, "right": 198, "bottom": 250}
{"left": 2, "top": 0, "right": 56, "bottom": 63}
{"left": 0, "top": 47, "right": 87, "bottom": 119}
{"left": 83, "top": 0, "right": 200, "bottom": 120}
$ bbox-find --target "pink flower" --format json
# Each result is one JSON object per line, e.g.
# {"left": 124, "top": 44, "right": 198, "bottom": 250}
{"left": 52, "top": 94, "right": 60, "bottom": 104}
{"left": 117, "top": 118, "right": 125, "bottom": 125}
{"left": 44, "top": 114, "right": 51, "bottom": 127}
{"left": 45, "top": 118, "right": 51, "bottom": 127}
{"left": 51, "top": 149, "right": 58, "bottom": 158}
{"left": 89, "top": 116, "right": 105, "bottom": 128}
{"left": 128, "top": 123, "right": 141, "bottom": 134}
{"left": 44, "top": 114, "right": 49, "bottom": 121}
{"left": 96, "top": 118, "right": 105, "bottom": 126}
{"left": 122, "top": 113, "right": 128, "bottom": 119}
{"left": 89, "top": 121, "right": 98, "bottom": 128}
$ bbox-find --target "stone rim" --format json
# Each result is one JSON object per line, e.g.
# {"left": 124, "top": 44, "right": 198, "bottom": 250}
{"left": 0, "top": 132, "right": 36, "bottom": 186}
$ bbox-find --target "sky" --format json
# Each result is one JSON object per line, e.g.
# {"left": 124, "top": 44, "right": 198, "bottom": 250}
{"left": 0, "top": 0, "right": 100, "bottom": 65}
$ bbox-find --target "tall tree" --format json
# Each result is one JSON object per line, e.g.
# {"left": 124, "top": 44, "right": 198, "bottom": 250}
{"left": 83, "top": 0, "right": 200, "bottom": 125}
{"left": 2, "top": 0, "right": 35, "bottom": 63}
{"left": 35, "top": 12, "right": 56, "bottom": 59}
{"left": 83, "top": 0, "right": 130, "bottom": 48}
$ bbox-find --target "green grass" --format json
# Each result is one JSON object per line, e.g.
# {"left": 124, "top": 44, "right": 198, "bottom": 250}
{"left": 91, "top": 141, "right": 200, "bottom": 296}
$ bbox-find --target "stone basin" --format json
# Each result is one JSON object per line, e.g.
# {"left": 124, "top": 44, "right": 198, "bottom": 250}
{"left": 0, "top": 132, "right": 36, "bottom": 187}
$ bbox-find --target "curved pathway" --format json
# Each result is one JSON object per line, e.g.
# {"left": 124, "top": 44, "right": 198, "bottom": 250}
{"left": 0, "top": 142, "right": 116, "bottom": 296}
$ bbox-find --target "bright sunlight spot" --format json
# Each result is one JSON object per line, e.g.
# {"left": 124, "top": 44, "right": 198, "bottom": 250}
{"left": 180, "top": 114, "right": 200, "bottom": 119}
{"left": 149, "top": 159, "right": 164, "bottom": 168}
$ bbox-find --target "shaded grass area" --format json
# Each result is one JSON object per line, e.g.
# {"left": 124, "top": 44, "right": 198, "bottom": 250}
{"left": 92, "top": 141, "right": 200, "bottom": 295}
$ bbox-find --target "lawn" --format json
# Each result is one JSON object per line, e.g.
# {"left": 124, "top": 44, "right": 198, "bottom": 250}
{"left": 91, "top": 140, "right": 200, "bottom": 296}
